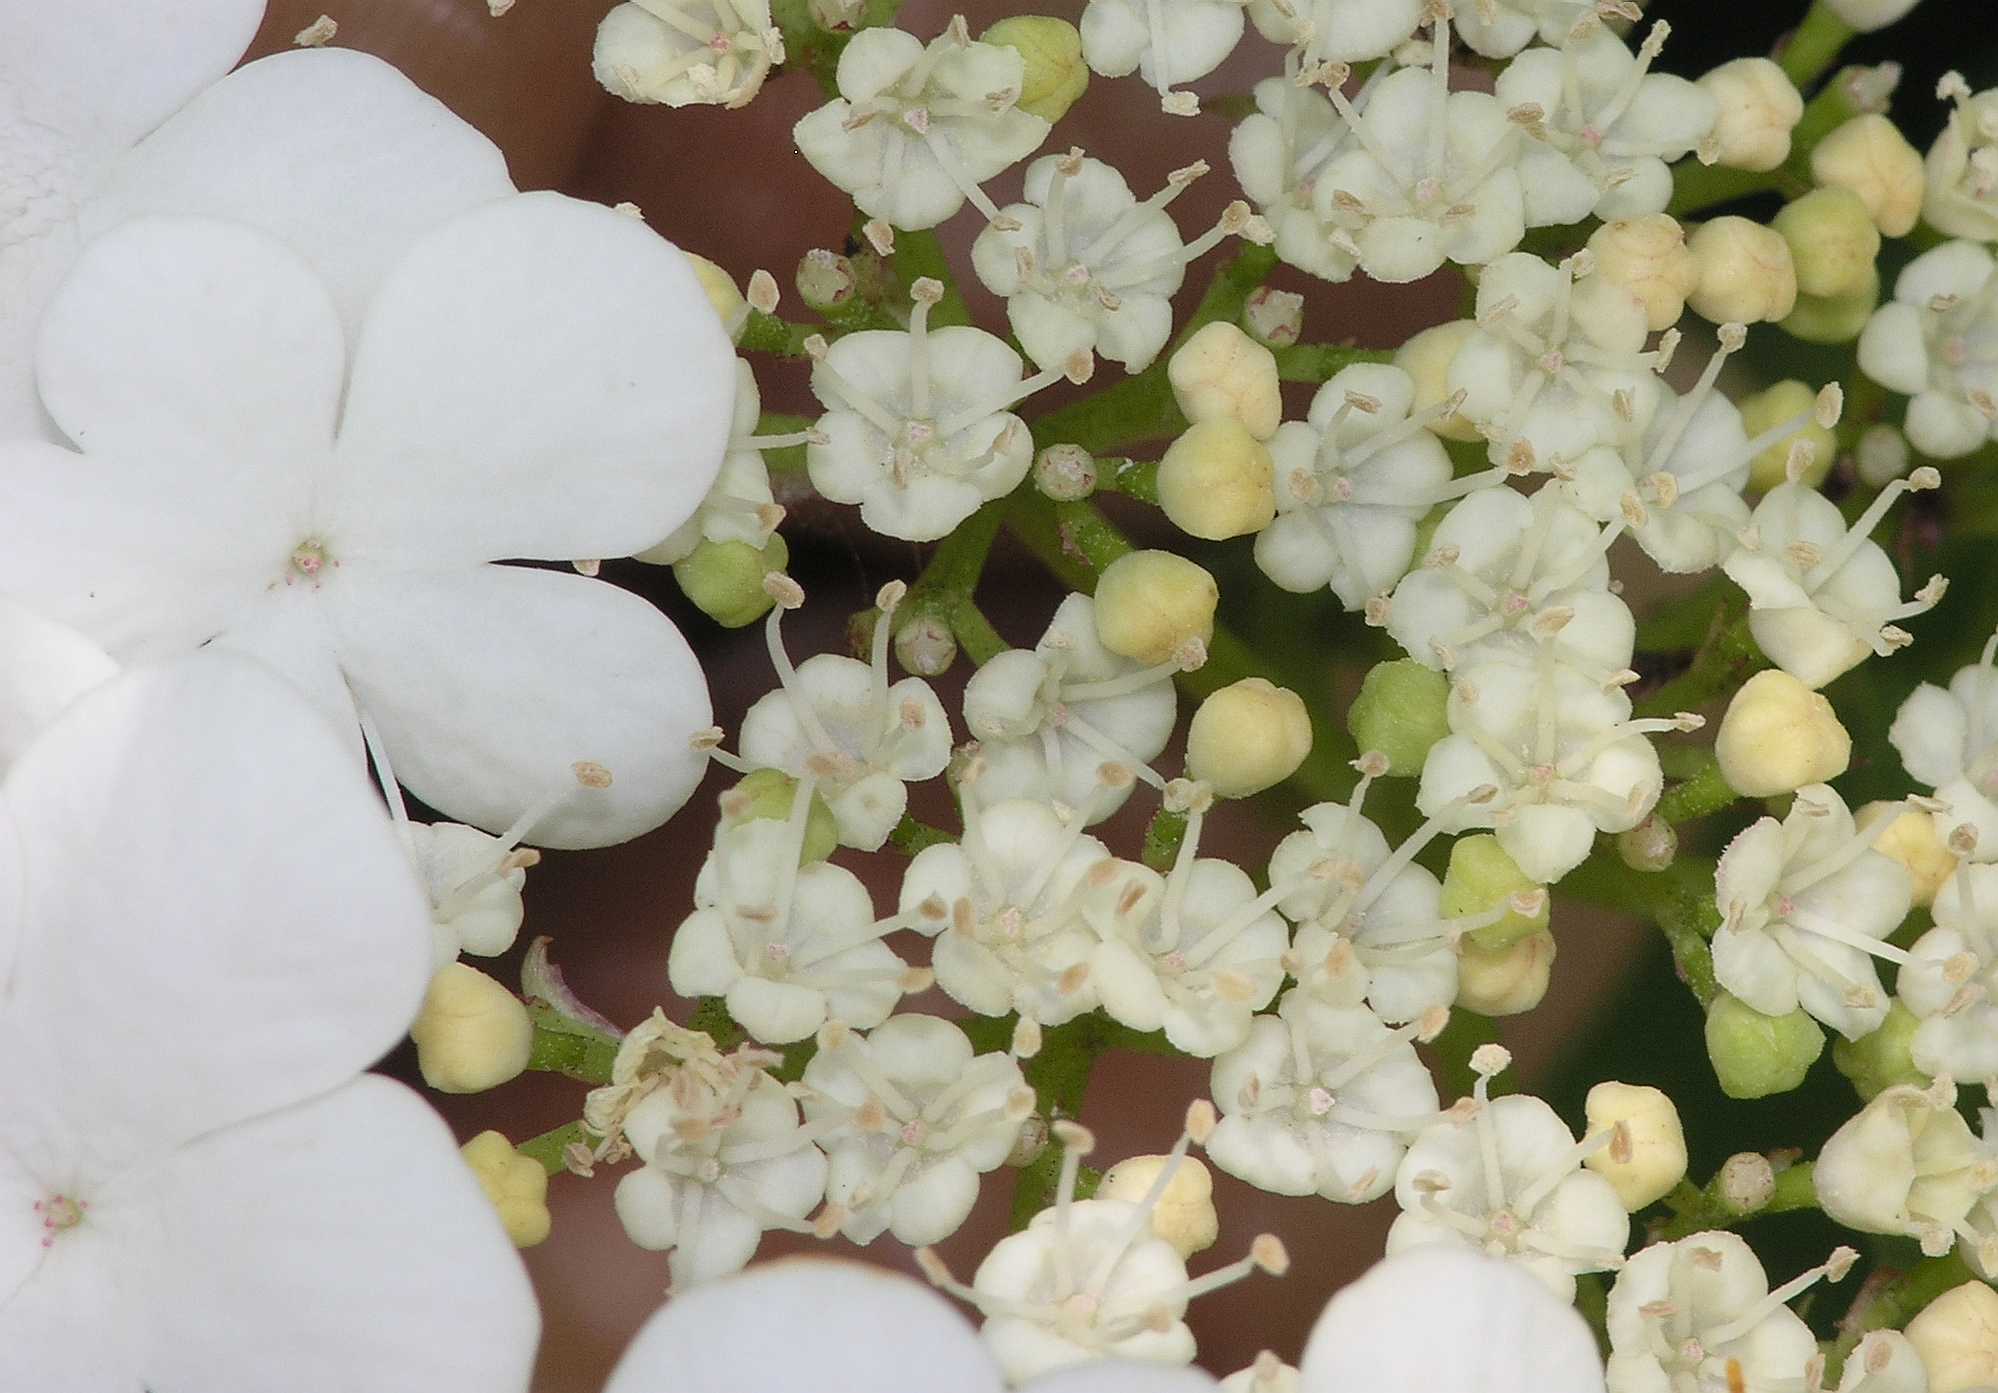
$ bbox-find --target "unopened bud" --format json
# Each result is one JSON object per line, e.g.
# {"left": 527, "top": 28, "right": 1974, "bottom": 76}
{"left": 1094, "top": 550, "right": 1218, "bottom": 666}
{"left": 1715, "top": 669, "right": 1852, "bottom": 797}
{"left": 1856, "top": 422, "right": 1910, "bottom": 486}
{"left": 1773, "top": 186, "right": 1881, "bottom": 300}
{"left": 795, "top": 249, "right": 857, "bottom": 312}
{"left": 721, "top": 768, "right": 840, "bottom": 864}
{"left": 893, "top": 611, "right": 958, "bottom": 678}
{"left": 461, "top": 1131, "right": 553, "bottom": 1247}
{"left": 673, "top": 532, "right": 791, "bottom": 628}
{"left": 1705, "top": 991, "right": 1825, "bottom": 1099}
{"left": 681, "top": 251, "right": 751, "bottom": 342}
{"left": 1699, "top": 59, "right": 1804, "bottom": 172}
{"left": 1822, "top": 0, "right": 1921, "bottom": 32}
{"left": 1158, "top": 419, "right": 1277, "bottom": 540}
{"left": 1242, "top": 286, "right": 1304, "bottom": 348}
{"left": 1347, "top": 659, "right": 1449, "bottom": 776}
{"left": 1832, "top": 999, "right": 1930, "bottom": 1100}
{"left": 1905, "top": 1281, "right": 1998, "bottom": 1393}
{"left": 1392, "top": 321, "right": 1483, "bottom": 440}
{"left": 1812, "top": 113, "right": 1925, "bottom": 236}
{"left": 1583, "top": 1082, "right": 1688, "bottom": 1211}
{"left": 1857, "top": 801, "right": 1957, "bottom": 907}
{"left": 1687, "top": 217, "right": 1798, "bottom": 324}
{"left": 1442, "top": 835, "right": 1549, "bottom": 953}
{"left": 1035, "top": 443, "right": 1098, "bottom": 500}
{"left": 1186, "top": 678, "right": 1312, "bottom": 798}
{"left": 1098, "top": 1154, "right": 1220, "bottom": 1257}
{"left": 982, "top": 16, "right": 1088, "bottom": 123}
{"left": 1168, "top": 322, "right": 1282, "bottom": 440}
{"left": 1780, "top": 266, "right": 1879, "bottom": 345}
{"left": 1457, "top": 928, "right": 1555, "bottom": 1016}
{"left": 1616, "top": 815, "right": 1678, "bottom": 873}
{"left": 1716, "top": 1152, "right": 1776, "bottom": 1215}
{"left": 1740, "top": 380, "right": 1839, "bottom": 490}
{"left": 1588, "top": 215, "right": 1702, "bottom": 333}
{"left": 410, "top": 964, "right": 534, "bottom": 1095}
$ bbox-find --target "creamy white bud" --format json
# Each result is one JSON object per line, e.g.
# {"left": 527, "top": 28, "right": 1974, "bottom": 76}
{"left": 410, "top": 963, "right": 534, "bottom": 1094}
{"left": 1588, "top": 215, "right": 1702, "bottom": 333}
{"left": 1907, "top": 1280, "right": 1998, "bottom": 1392}
{"left": 1700, "top": 59, "right": 1804, "bottom": 172}
{"left": 1185, "top": 678, "right": 1311, "bottom": 798}
{"left": 1813, "top": 113, "right": 1926, "bottom": 236}
{"left": 1094, "top": 551, "right": 1218, "bottom": 665}
{"left": 1098, "top": 1154, "right": 1220, "bottom": 1258}
{"left": 1583, "top": 1082, "right": 1688, "bottom": 1211}
{"left": 1158, "top": 419, "right": 1276, "bottom": 540}
{"left": 1688, "top": 217, "right": 1799, "bottom": 324}
{"left": 1169, "top": 321, "right": 1282, "bottom": 440}
{"left": 1457, "top": 928, "right": 1556, "bottom": 1016}
{"left": 1715, "top": 669, "right": 1852, "bottom": 796}
{"left": 1857, "top": 800, "right": 1957, "bottom": 907}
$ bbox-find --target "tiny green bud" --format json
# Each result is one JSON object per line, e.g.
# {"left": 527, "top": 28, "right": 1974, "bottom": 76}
{"left": 1716, "top": 1152, "right": 1777, "bottom": 1215}
{"left": 1035, "top": 443, "right": 1098, "bottom": 501}
{"left": 1779, "top": 264, "right": 1879, "bottom": 345}
{"left": 1347, "top": 659, "right": 1449, "bottom": 777}
{"left": 1773, "top": 186, "right": 1881, "bottom": 300}
{"left": 672, "top": 532, "right": 790, "bottom": 628}
{"left": 1831, "top": 998, "right": 1930, "bottom": 1101}
{"left": 1705, "top": 992, "right": 1826, "bottom": 1099}
{"left": 1440, "top": 834, "right": 1549, "bottom": 952}
{"left": 1157, "top": 419, "right": 1276, "bottom": 541}
{"left": 720, "top": 768, "right": 839, "bottom": 864}
{"left": 1739, "top": 380, "right": 1838, "bottom": 491}
{"left": 982, "top": 17, "right": 1088, "bottom": 124}
{"left": 893, "top": 611, "right": 958, "bottom": 678}
{"left": 1615, "top": 815, "right": 1678, "bottom": 873}
{"left": 795, "top": 248, "right": 857, "bottom": 314}
{"left": 1241, "top": 286, "right": 1303, "bottom": 348}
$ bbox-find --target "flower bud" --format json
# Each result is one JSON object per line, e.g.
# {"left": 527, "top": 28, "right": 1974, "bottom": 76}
{"left": 1812, "top": 114, "right": 1925, "bottom": 236}
{"left": 672, "top": 532, "right": 790, "bottom": 628}
{"left": 1242, "top": 286, "right": 1303, "bottom": 348}
{"left": 1700, "top": 59, "right": 1804, "bottom": 172}
{"left": 1906, "top": 1281, "right": 1998, "bottom": 1393}
{"left": 795, "top": 248, "right": 856, "bottom": 314}
{"left": 1832, "top": 1000, "right": 1930, "bottom": 1101}
{"left": 683, "top": 251, "right": 750, "bottom": 342}
{"left": 893, "top": 611, "right": 958, "bottom": 678}
{"left": 1858, "top": 802, "right": 1957, "bottom": 907}
{"left": 1716, "top": 1152, "right": 1776, "bottom": 1214}
{"left": 982, "top": 17, "right": 1088, "bottom": 124}
{"left": 1440, "top": 834, "right": 1548, "bottom": 952}
{"left": 1740, "top": 381, "right": 1838, "bottom": 491}
{"left": 1392, "top": 321, "right": 1482, "bottom": 440}
{"left": 1583, "top": 1082, "right": 1688, "bottom": 1211}
{"left": 1818, "top": 1082, "right": 1991, "bottom": 1249}
{"left": 1856, "top": 422, "right": 1910, "bottom": 486}
{"left": 1715, "top": 669, "right": 1852, "bottom": 797}
{"left": 1035, "top": 443, "right": 1098, "bottom": 501}
{"left": 1687, "top": 217, "right": 1799, "bottom": 324}
{"left": 1705, "top": 991, "right": 1826, "bottom": 1099}
{"left": 1779, "top": 266, "right": 1879, "bottom": 345}
{"left": 1158, "top": 420, "right": 1277, "bottom": 540}
{"left": 1457, "top": 928, "right": 1555, "bottom": 1016}
{"left": 1588, "top": 216, "right": 1702, "bottom": 333}
{"left": 1347, "top": 658, "right": 1449, "bottom": 776}
{"left": 1823, "top": 0, "right": 1921, "bottom": 32}
{"left": 1185, "top": 678, "right": 1312, "bottom": 798}
{"left": 1773, "top": 187, "right": 1881, "bottom": 301}
{"left": 1098, "top": 1154, "right": 1219, "bottom": 1257}
{"left": 1924, "top": 83, "right": 1998, "bottom": 242}
{"left": 1616, "top": 816, "right": 1678, "bottom": 873}
{"left": 1094, "top": 550, "right": 1218, "bottom": 665}
{"left": 1168, "top": 322, "right": 1282, "bottom": 440}
{"left": 461, "top": 1131, "right": 553, "bottom": 1247}
{"left": 411, "top": 963, "right": 534, "bottom": 1095}
{"left": 720, "top": 768, "right": 840, "bottom": 864}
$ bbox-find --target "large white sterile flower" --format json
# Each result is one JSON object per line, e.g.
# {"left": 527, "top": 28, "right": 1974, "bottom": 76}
{"left": 637, "top": 358, "right": 784, "bottom": 564}
{"left": 1080, "top": 0, "right": 1247, "bottom": 111}
{"left": 1891, "top": 635, "right": 1998, "bottom": 858}
{"left": 793, "top": 21, "right": 1050, "bottom": 231}
{"left": 0, "top": 655, "right": 536, "bottom": 1389}
{"left": 0, "top": 0, "right": 263, "bottom": 440}
{"left": 1245, "top": 0, "right": 1420, "bottom": 64}
{"left": 594, "top": 0, "right": 784, "bottom": 109}
{"left": 0, "top": 599, "right": 116, "bottom": 769}
{"left": 1858, "top": 239, "right": 1998, "bottom": 460}
{"left": 1711, "top": 784, "right": 1913, "bottom": 1041}
{"left": 1900, "top": 863, "right": 1998, "bottom": 1078}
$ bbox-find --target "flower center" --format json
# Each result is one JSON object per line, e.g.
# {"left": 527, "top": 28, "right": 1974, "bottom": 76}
{"left": 33, "top": 1193, "right": 86, "bottom": 1247}
{"left": 287, "top": 537, "right": 336, "bottom": 585}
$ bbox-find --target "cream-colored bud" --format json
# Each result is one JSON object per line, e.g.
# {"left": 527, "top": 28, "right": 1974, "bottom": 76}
{"left": 1857, "top": 801, "right": 1957, "bottom": 907}
{"left": 1158, "top": 420, "right": 1277, "bottom": 540}
{"left": 1393, "top": 321, "right": 1482, "bottom": 440}
{"left": 1740, "top": 380, "right": 1838, "bottom": 491}
{"left": 1687, "top": 217, "right": 1799, "bottom": 324}
{"left": 410, "top": 963, "right": 534, "bottom": 1095}
{"left": 1700, "top": 59, "right": 1804, "bottom": 172}
{"left": 1715, "top": 669, "right": 1852, "bottom": 797}
{"left": 1094, "top": 550, "right": 1218, "bottom": 665}
{"left": 1098, "top": 1154, "right": 1219, "bottom": 1258}
{"left": 1456, "top": 928, "right": 1555, "bottom": 1017}
{"left": 1185, "top": 678, "right": 1312, "bottom": 798}
{"left": 1582, "top": 1082, "right": 1689, "bottom": 1211}
{"left": 1906, "top": 1281, "right": 1998, "bottom": 1393}
{"left": 1588, "top": 215, "right": 1702, "bottom": 333}
{"left": 1773, "top": 187, "right": 1882, "bottom": 300}
{"left": 683, "top": 252, "right": 750, "bottom": 342}
{"left": 461, "top": 1130, "right": 553, "bottom": 1247}
{"left": 1856, "top": 422, "right": 1910, "bottom": 486}
{"left": 1812, "top": 114, "right": 1926, "bottom": 236}
{"left": 1168, "top": 322, "right": 1282, "bottom": 440}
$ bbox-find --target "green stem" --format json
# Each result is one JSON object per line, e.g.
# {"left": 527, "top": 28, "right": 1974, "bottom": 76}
{"left": 1010, "top": 1017, "right": 1109, "bottom": 1228}
{"left": 1654, "top": 756, "right": 1736, "bottom": 826}
{"left": 900, "top": 499, "right": 1010, "bottom": 665}
{"left": 888, "top": 812, "right": 954, "bottom": 855}
{"left": 737, "top": 311, "right": 819, "bottom": 358}
{"left": 1273, "top": 342, "right": 1394, "bottom": 383}
{"left": 1829, "top": 1253, "right": 1976, "bottom": 1380}
{"left": 754, "top": 410, "right": 814, "bottom": 477}
{"left": 1779, "top": 1, "right": 1857, "bottom": 92}
{"left": 526, "top": 1011, "right": 620, "bottom": 1085}
{"left": 1096, "top": 456, "right": 1159, "bottom": 504}
{"left": 1564, "top": 851, "right": 1721, "bottom": 1007}
{"left": 518, "top": 1120, "right": 591, "bottom": 1177}
{"left": 1141, "top": 806, "right": 1189, "bottom": 873}
{"left": 891, "top": 229, "right": 972, "bottom": 327}
{"left": 1636, "top": 616, "right": 1762, "bottom": 718}
{"left": 1659, "top": 1161, "right": 1817, "bottom": 1239}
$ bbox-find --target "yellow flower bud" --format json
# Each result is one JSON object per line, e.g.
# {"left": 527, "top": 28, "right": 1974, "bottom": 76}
{"left": 1392, "top": 321, "right": 1482, "bottom": 441}
{"left": 1168, "top": 322, "right": 1281, "bottom": 440}
{"left": 1098, "top": 1154, "right": 1219, "bottom": 1258}
{"left": 982, "top": 17, "right": 1088, "bottom": 124}
{"left": 683, "top": 251, "right": 749, "bottom": 342}
{"left": 1906, "top": 1281, "right": 1998, "bottom": 1393}
{"left": 1773, "top": 187, "right": 1881, "bottom": 300}
{"left": 1687, "top": 217, "right": 1798, "bottom": 324}
{"left": 1582, "top": 1082, "right": 1689, "bottom": 1211}
{"left": 1857, "top": 801, "right": 1957, "bottom": 908}
{"left": 1588, "top": 216, "right": 1701, "bottom": 333}
{"left": 1699, "top": 59, "right": 1804, "bottom": 172}
{"left": 1456, "top": 928, "right": 1555, "bottom": 1016}
{"left": 1715, "top": 669, "right": 1852, "bottom": 797}
{"left": 410, "top": 963, "right": 534, "bottom": 1095}
{"left": 1739, "top": 380, "right": 1837, "bottom": 491}
{"left": 1093, "top": 550, "right": 1218, "bottom": 666}
{"left": 1780, "top": 267, "right": 1879, "bottom": 345}
{"left": 1157, "top": 420, "right": 1276, "bottom": 540}
{"left": 1185, "top": 678, "right": 1312, "bottom": 798}
{"left": 461, "top": 1130, "right": 553, "bottom": 1248}
{"left": 1812, "top": 113, "right": 1925, "bottom": 236}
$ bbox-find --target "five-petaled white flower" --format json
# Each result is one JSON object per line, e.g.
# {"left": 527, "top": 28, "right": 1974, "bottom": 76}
{"left": 594, "top": 0, "right": 786, "bottom": 109}
{"left": 1858, "top": 239, "right": 1998, "bottom": 460}
{"left": 1891, "top": 632, "right": 1998, "bottom": 859}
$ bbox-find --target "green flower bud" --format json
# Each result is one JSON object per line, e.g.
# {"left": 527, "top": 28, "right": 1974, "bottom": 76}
{"left": 982, "top": 17, "right": 1088, "bottom": 124}
{"left": 672, "top": 531, "right": 790, "bottom": 628}
{"left": 1779, "top": 264, "right": 1879, "bottom": 345}
{"left": 1832, "top": 998, "right": 1930, "bottom": 1101}
{"left": 1773, "top": 186, "right": 1881, "bottom": 300}
{"left": 1440, "top": 834, "right": 1549, "bottom": 952}
{"left": 1705, "top": 992, "right": 1825, "bottom": 1099}
{"left": 1347, "top": 659, "right": 1449, "bottom": 776}
{"left": 1615, "top": 815, "right": 1678, "bottom": 873}
{"left": 1739, "top": 380, "right": 1838, "bottom": 491}
{"left": 720, "top": 768, "right": 839, "bottom": 864}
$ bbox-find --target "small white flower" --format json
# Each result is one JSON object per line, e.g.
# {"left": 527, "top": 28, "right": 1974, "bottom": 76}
{"left": 593, "top": 0, "right": 785, "bottom": 108}
{"left": 407, "top": 821, "right": 536, "bottom": 966}
{"left": 1924, "top": 74, "right": 1998, "bottom": 243}
{"left": 1220, "top": 1353, "right": 1299, "bottom": 1392}
{"left": 1891, "top": 634, "right": 1998, "bottom": 859}
{"left": 792, "top": 20, "right": 1050, "bottom": 231}
{"left": 1228, "top": 68, "right": 1365, "bottom": 284}
{"left": 0, "top": 599, "right": 116, "bottom": 770}
{"left": 1244, "top": 0, "right": 1421, "bottom": 64}
{"left": 1080, "top": 0, "right": 1248, "bottom": 112}
{"left": 1858, "top": 239, "right": 1998, "bottom": 460}
{"left": 636, "top": 358, "right": 790, "bottom": 564}
{"left": 736, "top": 580, "right": 953, "bottom": 851}
{"left": 1453, "top": 0, "right": 1613, "bottom": 59}
{"left": 1815, "top": 1080, "right": 1998, "bottom": 1265}
{"left": 1900, "top": 862, "right": 1998, "bottom": 1077}
{"left": 1711, "top": 783, "right": 1914, "bottom": 1041}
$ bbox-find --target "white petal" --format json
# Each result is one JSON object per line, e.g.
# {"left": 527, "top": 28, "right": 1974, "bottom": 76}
{"left": 1024, "top": 1363, "right": 1222, "bottom": 1392}
{"left": 330, "top": 193, "right": 735, "bottom": 565}
{"left": 0, "top": 600, "right": 115, "bottom": 771}
{"left": 328, "top": 564, "right": 712, "bottom": 849}
{"left": 1891, "top": 683, "right": 1969, "bottom": 787}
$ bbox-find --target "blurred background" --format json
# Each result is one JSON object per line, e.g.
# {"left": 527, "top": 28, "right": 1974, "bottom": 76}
{"left": 237, "top": 2, "right": 1996, "bottom": 1387}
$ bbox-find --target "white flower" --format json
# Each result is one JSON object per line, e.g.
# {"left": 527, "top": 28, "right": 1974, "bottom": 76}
{"left": 1858, "top": 239, "right": 1998, "bottom": 460}
{"left": 0, "top": 196, "right": 734, "bottom": 849}
{"left": 1207, "top": 988, "right": 1442, "bottom": 1201}
{"left": 1605, "top": 1233, "right": 1856, "bottom": 1393}
{"left": 407, "top": 821, "right": 535, "bottom": 966}
{"left": 972, "top": 153, "right": 1260, "bottom": 374}
{"left": 1815, "top": 1081, "right": 1998, "bottom": 1265}
{"left": 1388, "top": 1048, "right": 1629, "bottom": 1301}
{"left": 1924, "top": 75, "right": 1998, "bottom": 243}
{"left": 1891, "top": 636, "right": 1998, "bottom": 859}
{"left": 1711, "top": 783, "right": 1914, "bottom": 1041}
{"left": 792, "top": 20, "right": 1050, "bottom": 231}
{"left": 1228, "top": 69, "right": 1364, "bottom": 283}
{"left": 636, "top": 359, "right": 787, "bottom": 564}
{"left": 593, "top": 0, "right": 784, "bottom": 109}
{"left": 1256, "top": 363, "right": 1467, "bottom": 609}
{"left": 1080, "top": 0, "right": 1247, "bottom": 112}
{"left": 807, "top": 281, "right": 1079, "bottom": 541}
{"left": 1244, "top": 0, "right": 1421, "bottom": 64}
{"left": 1221, "top": 1354, "right": 1299, "bottom": 1392}
{"left": 0, "top": 655, "right": 535, "bottom": 1389}
{"left": 1496, "top": 22, "right": 1717, "bottom": 225}
{"left": 800, "top": 1016, "right": 1031, "bottom": 1246}
{"left": 962, "top": 594, "right": 1181, "bottom": 824}
{"left": 1722, "top": 475, "right": 1946, "bottom": 691}
{"left": 0, "top": 598, "right": 116, "bottom": 770}
{"left": 1900, "top": 863, "right": 1998, "bottom": 1078}
{"left": 736, "top": 580, "right": 953, "bottom": 851}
